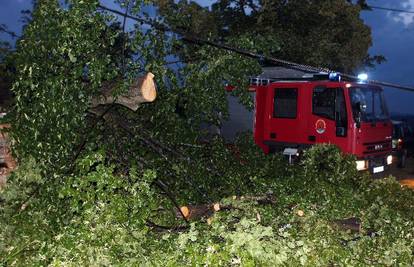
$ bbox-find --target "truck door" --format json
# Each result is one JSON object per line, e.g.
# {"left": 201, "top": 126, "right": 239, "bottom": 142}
{"left": 308, "top": 86, "right": 348, "bottom": 151}
{"left": 263, "top": 86, "right": 307, "bottom": 150}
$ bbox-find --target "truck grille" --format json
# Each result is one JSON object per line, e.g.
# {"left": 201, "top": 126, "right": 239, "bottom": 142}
{"left": 363, "top": 140, "right": 391, "bottom": 155}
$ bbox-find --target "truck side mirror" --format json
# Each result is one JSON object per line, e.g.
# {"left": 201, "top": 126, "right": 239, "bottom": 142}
{"left": 355, "top": 113, "right": 361, "bottom": 128}
{"left": 354, "top": 102, "right": 364, "bottom": 128}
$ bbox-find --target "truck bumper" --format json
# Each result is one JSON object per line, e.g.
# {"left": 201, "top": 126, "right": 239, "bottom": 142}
{"left": 356, "top": 154, "right": 392, "bottom": 174}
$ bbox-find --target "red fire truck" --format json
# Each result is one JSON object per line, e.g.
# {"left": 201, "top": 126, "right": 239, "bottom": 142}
{"left": 233, "top": 73, "right": 393, "bottom": 173}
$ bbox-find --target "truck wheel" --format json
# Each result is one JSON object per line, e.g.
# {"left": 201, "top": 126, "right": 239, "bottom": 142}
{"left": 398, "top": 150, "right": 407, "bottom": 168}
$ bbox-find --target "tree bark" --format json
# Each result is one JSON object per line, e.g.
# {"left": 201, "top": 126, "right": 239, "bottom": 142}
{"left": 232, "top": 193, "right": 277, "bottom": 205}
{"left": 91, "top": 72, "right": 157, "bottom": 111}
{"left": 176, "top": 194, "right": 276, "bottom": 220}
{"left": 333, "top": 217, "right": 361, "bottom": 233}
{"left": 177, "top": 203, "right": 221, "bottom": 220}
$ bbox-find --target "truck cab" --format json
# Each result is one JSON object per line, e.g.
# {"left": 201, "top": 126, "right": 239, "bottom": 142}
{"left": 253, "top": 76, "right": 393, "bottom": 173}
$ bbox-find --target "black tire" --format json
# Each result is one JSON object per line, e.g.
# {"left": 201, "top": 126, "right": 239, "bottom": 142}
{"left": 398, "top": 150, "right": 407, "bottom": 168}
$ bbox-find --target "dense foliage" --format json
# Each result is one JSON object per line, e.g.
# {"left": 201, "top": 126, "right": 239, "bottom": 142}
{"left": 1, "top": 0, "right": 413, "bottom": 266}
{"left": 0, "top": 39, "right": 13, "bottom": 110}
{"left": 155, "top": 0, "right": 385, "bottom": 72}
{"left": 1, "top": 143, "right": 414, "bottom": 265}
{"left": 9, "top": 0, "right": 260, "bottom": 169}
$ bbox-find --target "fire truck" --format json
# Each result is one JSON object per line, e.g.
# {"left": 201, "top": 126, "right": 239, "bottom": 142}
{"left": 228, "top": 73, "right": 393, "bottom": 174}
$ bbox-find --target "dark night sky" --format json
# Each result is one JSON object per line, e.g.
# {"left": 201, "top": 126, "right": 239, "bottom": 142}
{"left": 360, "top": 0, "right": 414, "bottom": 115}
{"left": 1, "top": 0, "right": 414, "bottom": 114}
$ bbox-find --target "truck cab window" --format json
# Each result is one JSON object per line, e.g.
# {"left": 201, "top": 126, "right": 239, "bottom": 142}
{"left": 350, "top": 87, "right": 389, "bottom": 122}
{"left": 313, "top": 86, "right": 335, "bottom": 120}
{"left": 273, "top": 88, "right": 298, "bottom": 118}
{"left": 373, "top": 91, "right": 387, "bottom": 120}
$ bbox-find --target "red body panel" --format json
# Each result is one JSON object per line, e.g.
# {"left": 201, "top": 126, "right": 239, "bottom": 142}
{"left": 253, "top": 81, "right": 392, "bottom": 160}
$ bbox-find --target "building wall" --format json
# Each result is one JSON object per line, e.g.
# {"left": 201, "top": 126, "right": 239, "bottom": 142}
{"left": 221, "top": 95, "right": 255, "bottom": 141}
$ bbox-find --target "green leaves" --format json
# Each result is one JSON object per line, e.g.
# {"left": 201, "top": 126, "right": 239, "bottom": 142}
{"left": 2, "top": 140, "right": 414, "bottom": 266}
{"left": 11, "top": 1, "right": 117, "bottom": 170}
{"left": 155, "top": 0, "right": 377, "bottom": 72}
{"left": 68, "top": 51, "right": 77, "bottom": 63}
{"left": 1, "top": 1, "right": 413, "bottom": 266}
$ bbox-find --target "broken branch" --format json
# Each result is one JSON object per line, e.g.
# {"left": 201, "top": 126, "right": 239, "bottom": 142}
{"left": 90, "top": 72, "right": 157, "bottom": 112}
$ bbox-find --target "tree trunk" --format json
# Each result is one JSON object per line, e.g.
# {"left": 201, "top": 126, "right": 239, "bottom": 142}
{"left": 91, "top": 72, "right": 157, "bottom": 111}
{"left": 333, "top": 217, "right": 361, "bottom": 233}
{"left": 175, "top": 194, "right": 277, "bottom": 221}
{"left": 177, "top": 203, "right": 221, "bottom": 220}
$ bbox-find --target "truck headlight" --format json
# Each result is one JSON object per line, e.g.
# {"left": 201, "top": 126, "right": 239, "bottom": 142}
{"left": 356, "top": 160, "right": 368, "bottom": 171}
{"left": 387, "top": 155, "right": 393, "bottom": 165}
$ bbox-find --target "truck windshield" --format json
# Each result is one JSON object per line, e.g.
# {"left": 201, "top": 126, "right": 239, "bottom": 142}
{"left": 350, "top": 87, "right": 389, "bottom": 122}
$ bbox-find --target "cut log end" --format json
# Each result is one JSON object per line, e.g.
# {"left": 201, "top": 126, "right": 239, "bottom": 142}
{"left": 178, "top": 204, "right": 217, "bottom": 220}
{"left": 180, "top": 206, "right": 190, "bottom": 219}
{"left": 139, "top": 72, "right": 157, "bottom": 102}
{"left": 90, "top": 72, "right": 157, "bottom": 111}
{"left": 213, "top": 203, "right": 220, "bottom": 212}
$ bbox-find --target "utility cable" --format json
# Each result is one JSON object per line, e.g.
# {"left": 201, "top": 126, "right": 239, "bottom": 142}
{"left": 367, "top": 5, "right": 414, "bottom": 14}
{"left": 97, "top": 4, "right": 414, "bottom": 92}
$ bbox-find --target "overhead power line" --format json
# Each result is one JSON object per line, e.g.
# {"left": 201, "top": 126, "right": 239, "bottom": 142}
{"left": 368, "top": 5, "right": 414, "bottom": 14}
{"left": 98, "top": 4, "right": 414, "bottom": 93}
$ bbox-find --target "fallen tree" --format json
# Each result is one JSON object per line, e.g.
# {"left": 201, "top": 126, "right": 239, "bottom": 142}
{"left": 176, "top": 193, "right": 277, "bottom": 220}
{"left": 2, "top": 1, "right": 414, "bottom": 266}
